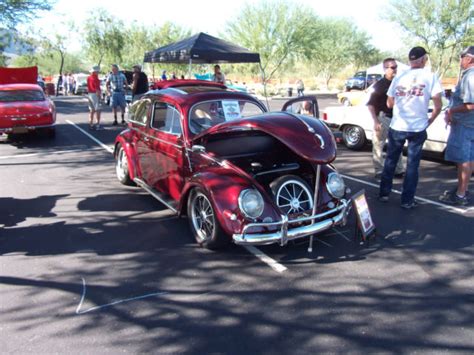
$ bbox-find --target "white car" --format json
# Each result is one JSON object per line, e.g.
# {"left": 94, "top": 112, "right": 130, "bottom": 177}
{"left": 322, "top": 101, "right": 450, "bottom": 154}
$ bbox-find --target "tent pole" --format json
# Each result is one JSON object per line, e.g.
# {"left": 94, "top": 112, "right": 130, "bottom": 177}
{"left": 259, "top": 62, "right": 269, "bottom": 110}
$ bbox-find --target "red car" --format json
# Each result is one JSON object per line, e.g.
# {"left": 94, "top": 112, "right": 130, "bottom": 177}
{"left": 0, "top": 67, "right": 56, "bottom": 138}
{"left": 115, "top": 80, "right": 351, "bottom": 249}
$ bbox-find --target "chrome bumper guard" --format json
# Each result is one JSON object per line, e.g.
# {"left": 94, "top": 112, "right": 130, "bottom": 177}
{"left": 0, "top": 123, "right": 56, "bottom": 133}
{"left": 233, "top": 199, "right": 351, "bottom": 246}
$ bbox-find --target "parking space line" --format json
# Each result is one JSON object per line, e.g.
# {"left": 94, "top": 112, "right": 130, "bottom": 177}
{"left": 76, "top": 277, "right": 168, "bottom": 314}
{"left": 243, "top": 246, "right": 287, "bottom": 273}
{"left": 341, "top": 174, "right": 471, "bottom": 214}
{"left": 331, "top": 229, "right": 353, "bottom": 242}
{"left": 66, "top": 120, "right": 114, "bottom": 153}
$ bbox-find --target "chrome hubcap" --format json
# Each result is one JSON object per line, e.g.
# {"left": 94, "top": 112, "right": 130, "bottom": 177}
{"left": 116, "top": 149, "right": 128, "bottom": 181}
{"left": 191, "top": 193, "right": 215, "bottom": 242}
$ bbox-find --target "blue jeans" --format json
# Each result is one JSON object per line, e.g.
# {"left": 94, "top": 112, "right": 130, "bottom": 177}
{"left": 379, "top": 128, "right": 427, "bottom": 204}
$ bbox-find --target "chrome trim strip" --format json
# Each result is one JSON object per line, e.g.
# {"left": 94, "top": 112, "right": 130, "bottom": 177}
{"left": 133, "top": 178, "right": 178, "bottom": 213}
{"left": 232, "top": 199, "right": 351, "bottom": 246}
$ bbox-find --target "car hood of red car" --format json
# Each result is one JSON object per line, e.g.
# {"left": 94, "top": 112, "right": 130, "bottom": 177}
{"left": 193, "top": 112, "right": 337, "bottom": 164}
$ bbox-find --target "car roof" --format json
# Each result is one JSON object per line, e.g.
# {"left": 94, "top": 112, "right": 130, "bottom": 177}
{"left": 0, "top": 83, "right": 43, "bottom": 91}
{"left": 145, "top": 80, "right": 263, "bottom": 108}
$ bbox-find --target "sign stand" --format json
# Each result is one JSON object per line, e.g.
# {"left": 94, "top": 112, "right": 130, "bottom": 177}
{"left": 352, "top": 189, "right": 376, "bottom": 244}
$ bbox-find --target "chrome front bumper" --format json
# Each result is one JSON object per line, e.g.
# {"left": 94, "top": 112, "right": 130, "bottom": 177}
{"left": 233, "top": 199, "right": 351, "bottom": 246}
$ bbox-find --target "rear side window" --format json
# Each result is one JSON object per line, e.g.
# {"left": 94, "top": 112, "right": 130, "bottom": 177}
{"left": 128, "top": 99, "right": 150, "bottom": 124}
{"left": 151, "top": 102, "right": 182, "bottom": 135}
{"left": 0, "top": 90, "right": 45, "bottom": 102}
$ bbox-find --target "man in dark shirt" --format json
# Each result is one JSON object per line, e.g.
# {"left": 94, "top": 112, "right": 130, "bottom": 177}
{"left": 367, "top": 58, "right": 404, "bottom": 179}
{"left": 132, "top": 65, "right": 149, "bottom": 102}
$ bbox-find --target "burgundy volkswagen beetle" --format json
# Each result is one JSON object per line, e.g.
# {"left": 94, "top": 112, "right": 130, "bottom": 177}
{"left": 115, "top": 80, "right": 351, "bottom": 249}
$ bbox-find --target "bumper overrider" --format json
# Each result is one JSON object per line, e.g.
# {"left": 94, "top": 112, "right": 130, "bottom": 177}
{"left": 233, "top": 199, "right": 351, "bottom": 246}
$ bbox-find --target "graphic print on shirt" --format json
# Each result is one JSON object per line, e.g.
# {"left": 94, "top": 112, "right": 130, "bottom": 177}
{"left": 395, "top": 77, "right": 426, "bottom": 98}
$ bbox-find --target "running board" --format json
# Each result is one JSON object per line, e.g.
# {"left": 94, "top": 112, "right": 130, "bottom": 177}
{"left": 133, "top": 178, "right": 178, "bottom": 213}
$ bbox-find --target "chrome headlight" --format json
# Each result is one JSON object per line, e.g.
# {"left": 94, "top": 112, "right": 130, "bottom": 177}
{"left": 326, "top": 172, "right": 345, "bottom": 199}
{"left": 238, "top": 189, "right": 264, "bottom": 219}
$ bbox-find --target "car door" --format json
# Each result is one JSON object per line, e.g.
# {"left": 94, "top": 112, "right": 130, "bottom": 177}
{"left": 131, "top": 98, "right": 153, "bottom": 180}
{"left": 281, "top": 95, "right": 319, "bottom": 118}
{"left": 141, "top": 100, "right": 186, "bottom": 202}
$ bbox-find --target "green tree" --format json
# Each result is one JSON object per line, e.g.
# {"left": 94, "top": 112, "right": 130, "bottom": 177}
{"left": 0, "top": 0, "right": 53, "bottom": 28}
{"left": 224, "top": 0, "right": 318, "bottom": 85}
{"left": 0, "top": 0, "right": 53, "bottom": 65}
{"left": 121, "top": 22, "right": 191, "bottom": 76}
{"left": 385, "top": 0, "right": 473, "bottom": 77}
{"left": 308, "top": 18, "right": 380, "bottom": 88}
{"left": 83, "top": 9, "right": 127, "bottom": 67}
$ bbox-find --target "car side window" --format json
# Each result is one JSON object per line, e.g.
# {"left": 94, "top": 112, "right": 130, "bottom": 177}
{"left": 151, "top": 102, "right": 182, "bottom": 135}
{"left": 128, "top": 99, "right": 150, "bottom": 124}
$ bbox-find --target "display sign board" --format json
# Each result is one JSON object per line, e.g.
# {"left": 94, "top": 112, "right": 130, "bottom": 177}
{"left": 222, "top": 100, "right": 241, "bottom": 120}
{"left": 352, "top": 189, "right": 375, "bottom": 239}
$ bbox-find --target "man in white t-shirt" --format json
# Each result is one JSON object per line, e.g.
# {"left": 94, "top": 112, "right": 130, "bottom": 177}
{"left": 379, "top": 46, "right": 443, "bottom": 209}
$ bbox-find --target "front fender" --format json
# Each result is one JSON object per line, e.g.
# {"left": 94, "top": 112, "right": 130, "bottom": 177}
{"left": 180, "top": 166, "right": 281, "bottom": 236}
{"left": 114, "top": 131, "right": 140, "bottom": 180}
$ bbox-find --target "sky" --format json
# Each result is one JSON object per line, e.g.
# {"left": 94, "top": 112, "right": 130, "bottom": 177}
{"left": 30, "top": 0, "right": 405, "bottom": 53}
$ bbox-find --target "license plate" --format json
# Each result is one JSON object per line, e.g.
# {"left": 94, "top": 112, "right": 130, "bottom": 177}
{"left": 12, "top": 126, "right": 29, "bottom": 134}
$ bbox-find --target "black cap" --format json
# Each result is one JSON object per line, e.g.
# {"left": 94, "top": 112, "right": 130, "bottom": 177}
{"left": 460, "top": 46, "right": 474, "bottom": 57}
{"left": 409, "top": 46, "right": 428, "bottom": 61}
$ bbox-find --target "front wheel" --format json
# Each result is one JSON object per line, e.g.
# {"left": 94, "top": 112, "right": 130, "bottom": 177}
{"left": 341, "top": 98, "right": 351, "bottom": 107}
{"left": 342, "top": 125, "right": 366, "bottom": 150}
{"left": 115, "top": 144, "right": 134, "bottom": 185}
{"left": 187, "top": 188, "right": 229, "bottom": 249}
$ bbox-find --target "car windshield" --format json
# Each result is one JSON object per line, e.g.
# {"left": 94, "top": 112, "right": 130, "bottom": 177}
{"left": 0, "top": 90, "right": 45, "bottom": 102}
{"left": 189, "top": 99, "right": 265, "bottom": 134}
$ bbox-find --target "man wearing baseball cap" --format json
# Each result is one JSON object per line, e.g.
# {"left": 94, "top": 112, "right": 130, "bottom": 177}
{"left": 439, "top": 46, "right": 474, "bottom": 206}
{"left": 379, "top": 46, "right": 443, "bottom": 209}
{"left": 86, "top": 65, "right": 102, "bottom": 130}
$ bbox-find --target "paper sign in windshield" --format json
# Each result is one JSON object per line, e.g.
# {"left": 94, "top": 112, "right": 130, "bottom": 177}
{"left": 222, "top": 100, "right": 241, "bottom": 120}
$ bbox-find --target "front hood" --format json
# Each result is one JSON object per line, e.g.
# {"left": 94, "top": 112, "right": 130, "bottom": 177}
{"left": 0, "top": 101, "right": 51, "bottom": 117}
{"left": 193, "top": 112, "right": 336, "bottom": 164}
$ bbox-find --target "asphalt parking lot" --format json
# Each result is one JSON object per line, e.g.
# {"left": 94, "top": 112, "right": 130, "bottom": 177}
{"left": 1, "top": 95, "right": 473, "bottom": 353}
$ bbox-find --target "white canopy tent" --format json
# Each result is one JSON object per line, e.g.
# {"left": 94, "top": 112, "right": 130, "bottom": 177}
{"left": 366, "top": 60, "right": 410, "bottom": 75}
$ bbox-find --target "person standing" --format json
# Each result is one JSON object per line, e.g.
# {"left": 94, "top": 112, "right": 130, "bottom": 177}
{"left": 106, "top": 64, "right": 128, "bottom": 125}
{"left": 161, "top": 70, "right": 167, "bottom": 81}
{"left": 296, "top": 79, "right": 305, "bottom": 96}
{"left": 439, "top": 46, "right": 474, "bottom": 206}
{"left": 212, "top": 65, "right": 225, "bottom": 84}
{"left": 379, "top": 47, "right": 443, "bottom": 209}
{"left": 131, "top": 64, "right": 149, "bottom": 102}
{"left": 86, "top": 66, "right": 102, "bottom": 130}
{"left": 367, "top": 58, "right": 405, "bottom": 180}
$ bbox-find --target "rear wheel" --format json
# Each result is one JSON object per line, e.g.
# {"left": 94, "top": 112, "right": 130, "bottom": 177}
{"left": 187, "top": 188, "right": 229, "bottom": 249}
{"left": 342, "top": 125, "right": 366, "bottom": 150}
{"left": 270, "top": 175, "right": 314, "bottom": 215}
{"left": 115, "top": 144, "right": 134, "bottom": 186}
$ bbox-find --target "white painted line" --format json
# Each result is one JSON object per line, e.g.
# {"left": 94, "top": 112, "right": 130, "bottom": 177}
{"left": 66, "top": 119, "right": 114, "bottom": 154}
{"left": 341, "top": 174, "right": 470, "bottom": 214}
{"left": 315, "top": 238, "right": 333, "bottom": 247}
{"left": 243, "top": 245, "right": 287, "bottom": 273}
{"left": 76, "top": 277, "right": 168, "bottom": 314}
{"left": 331, "top": 228, "right": 352, "bottom": 242}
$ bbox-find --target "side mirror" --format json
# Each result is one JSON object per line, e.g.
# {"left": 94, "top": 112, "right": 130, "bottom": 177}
{"left": 191, "top": 145, "right": 206, "bottom": 153}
